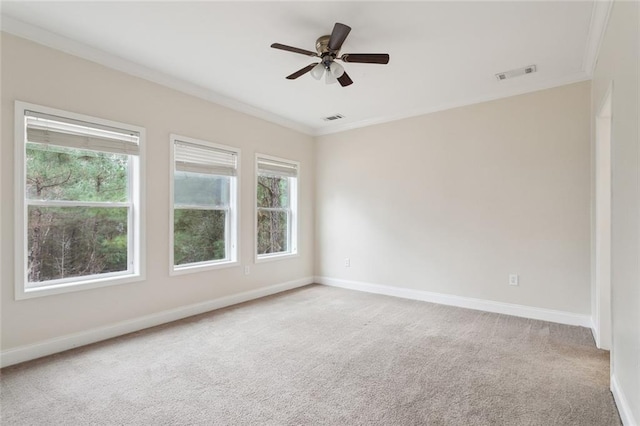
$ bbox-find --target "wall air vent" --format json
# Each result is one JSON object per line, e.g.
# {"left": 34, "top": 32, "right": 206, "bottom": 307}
{"left": 322, "top": 114, "right": 345, "bottom": 122}
{"left": 496, "top": 65, "right": 537, "bottom": 81}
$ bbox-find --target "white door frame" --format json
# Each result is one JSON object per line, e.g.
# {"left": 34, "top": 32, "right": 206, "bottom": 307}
{"left": 594, "top": 83, "right": 613, "bottom": 351}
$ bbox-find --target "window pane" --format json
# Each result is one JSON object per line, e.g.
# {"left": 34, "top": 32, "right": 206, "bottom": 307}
{"left": 174, "top": 171, "right": 229, "bottom": 207}
{"left": 257, "top": 210, "right": 288, "bottom": 254}
{"left": 257, "top": 175, "right": 289, "bottom": 208}
{"left": 26, "top": 143, "right": 128, "bottom": 202}
{"left": 27, "top": 206, "right": 128, "bottom": 286}
{"left": 174, "top": 209, "right": 227, "bottom": 265}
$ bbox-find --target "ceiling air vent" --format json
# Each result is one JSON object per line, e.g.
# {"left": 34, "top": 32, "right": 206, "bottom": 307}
{"left": 322, "top": 114, "right": 344, "bottom": 122}
{"left": 496, "top": 65, "right": 537, "bottom": 81}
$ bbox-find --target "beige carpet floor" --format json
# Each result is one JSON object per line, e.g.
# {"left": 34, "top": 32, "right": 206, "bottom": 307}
{"left": 1, "top": 284, "right": 620, "bottom": 425}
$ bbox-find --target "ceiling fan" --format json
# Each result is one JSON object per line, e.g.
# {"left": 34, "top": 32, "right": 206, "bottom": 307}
{"left": 271, "top": 22, "right": 390, "bottom": 87}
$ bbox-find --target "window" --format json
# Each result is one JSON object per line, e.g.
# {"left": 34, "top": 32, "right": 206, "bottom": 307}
{"left": 256, "top": 155, "right": 298, "bottom": 260}
{"left": 170, "top": 135, "right": 239, "bottom": 273}
{"left": 15, "top": 102, "right": 144, "bottom": 299}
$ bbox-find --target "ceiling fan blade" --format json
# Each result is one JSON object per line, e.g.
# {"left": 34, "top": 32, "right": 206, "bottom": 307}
{"left": 286, "top": 63, "right": 318, "bottom": 80}
{"left": 271, "top": 43, "right": 318, "bottom": 57}
{"left": 328, "top": 22, "right": 351, "bottom": 52}
{"left": 340, "top": 53, "right": 390, "bottom": 64}
{"left": 337, "top": 71, "right": 353, "bottom": 87}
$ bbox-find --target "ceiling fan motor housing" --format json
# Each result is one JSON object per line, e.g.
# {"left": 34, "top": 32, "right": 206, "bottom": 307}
{"left": 316, "top": 35, "right": 337, "bottom": 69}
{"left": 315, "top": 35, "right": 332, "bottom": 54}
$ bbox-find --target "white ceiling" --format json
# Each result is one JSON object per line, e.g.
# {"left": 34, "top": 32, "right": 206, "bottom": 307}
{"left": 1, "top": 1, "right": 606, "bottom": 136}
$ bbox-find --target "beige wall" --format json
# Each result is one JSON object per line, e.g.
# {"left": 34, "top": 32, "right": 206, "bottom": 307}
{"left": 0, "top": 34, "right": 315, "bottom": 350}
{"left": 316, "top": 81, "right": 592, "bottom": 314}
{"left": 592, "top": 0, "right": 640, "bottom": 421}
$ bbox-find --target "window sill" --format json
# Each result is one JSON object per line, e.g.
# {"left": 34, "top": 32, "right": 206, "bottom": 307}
{"left": 16, "top": 272, "right": 144, "bottom": 300}
{"left": 255, "top": 252, "right": 299, "bottom": 264}
{"left": 170, "top": 260, "right": 239, "bottom": 276}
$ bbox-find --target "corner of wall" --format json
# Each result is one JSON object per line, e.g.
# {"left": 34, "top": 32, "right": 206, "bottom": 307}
{"left": 611, "top": 374, "right": 639, "bottom": 426}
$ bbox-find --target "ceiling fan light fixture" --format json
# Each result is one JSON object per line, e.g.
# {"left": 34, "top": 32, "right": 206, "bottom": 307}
{"left": 325, "top": 70, "right": 338, "bottom": 84}
{"left": 310, "top": 63, "right": 325, "bottom": 80}
{"left": 330, "top": 62, "right": 345, "bottom": 78}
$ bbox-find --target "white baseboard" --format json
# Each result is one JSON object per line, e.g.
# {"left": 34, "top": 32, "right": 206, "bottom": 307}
{"left": 1, "top": 277, "right": 313, "bottom": 368}
{"left": 316, "top": 276, "right": 591, "bottom": 327}
{"left": 612, "top": 374, "right": 639, "bottom": 426}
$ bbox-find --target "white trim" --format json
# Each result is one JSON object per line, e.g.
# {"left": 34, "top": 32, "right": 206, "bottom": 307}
{"left": 593, "top": 81, "right": 614, "bottom": 350}
{"left": 255, "top": 252, "right": 301, "bottom": 264}
{"left": 316, "top": 276, "right": 592, "bottom": 327}
{"left": 598, "top": 80, "right": 615, "bottom": 118}
{"left": 611, "top": 374, "right": 638, "bottom": 426}
{"left": 314, "top": 71, "right": 592, "bottom": 136}
{"left": 0, "top": 16, "right": 314, "bottom": 136}
{"left": 14, "top": 101, "right": 146, "bottom": 300}
{"left": 2, "top": 15, "right": 597, "bottom": 139}
{"left": 590, "top": 316, "right": 600, "bottom": 347}
{"left": 169, "top": 134, "right": 240, "bottom": 276}
{"left": 170, "top": 260, "right": 241, "bottom": 276}
{"left": 0, "top": 276, "right": 314, "bottom": 368}
{"left": 255, "top": 153, "right": 299, "bottom": 263}
{"left": 582, "top": 0, "right": 614, "bottom": 77}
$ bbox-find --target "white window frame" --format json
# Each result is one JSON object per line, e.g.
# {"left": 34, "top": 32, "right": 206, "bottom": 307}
{"left": 169, "top": 134, "right": 240, "bottom": 275}
{"left": 14, "top": 101, "right": 146, "bottom": 300}
{"left": 255, "top": 154, "right": 299, "bottom": 263}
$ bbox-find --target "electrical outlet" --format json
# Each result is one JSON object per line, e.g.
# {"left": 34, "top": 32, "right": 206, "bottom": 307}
{"left": 509, "top": 274, "right": 519, "bottom": 286}
{"left": 244, "top": 266, "right": 250, "bottom": 275}
{"left": 345, "top": 258, "right": 351, "bottom": 267}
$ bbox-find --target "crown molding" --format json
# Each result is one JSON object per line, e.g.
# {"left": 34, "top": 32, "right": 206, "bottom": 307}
{"left": 0, "top": 15, "right": 315, "bottom": 136}
{"left": 1, "top": 10, "right": 603, "bottom": 139}
{"left": 314, "top": 71, "right": 591, "bottom": 136}
{"left": 582, "top": 0, "right": 614, "bottom": 77}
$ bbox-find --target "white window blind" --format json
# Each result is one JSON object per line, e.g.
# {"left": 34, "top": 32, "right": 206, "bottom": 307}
{"left": 175, "top": 140, "right": 238, "bottom": 176}
{"left": 25, "top": 110, "right": 140, "bottom": 155}
{"left": 257, "top": 157, "right": 298, "bottom": 178}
